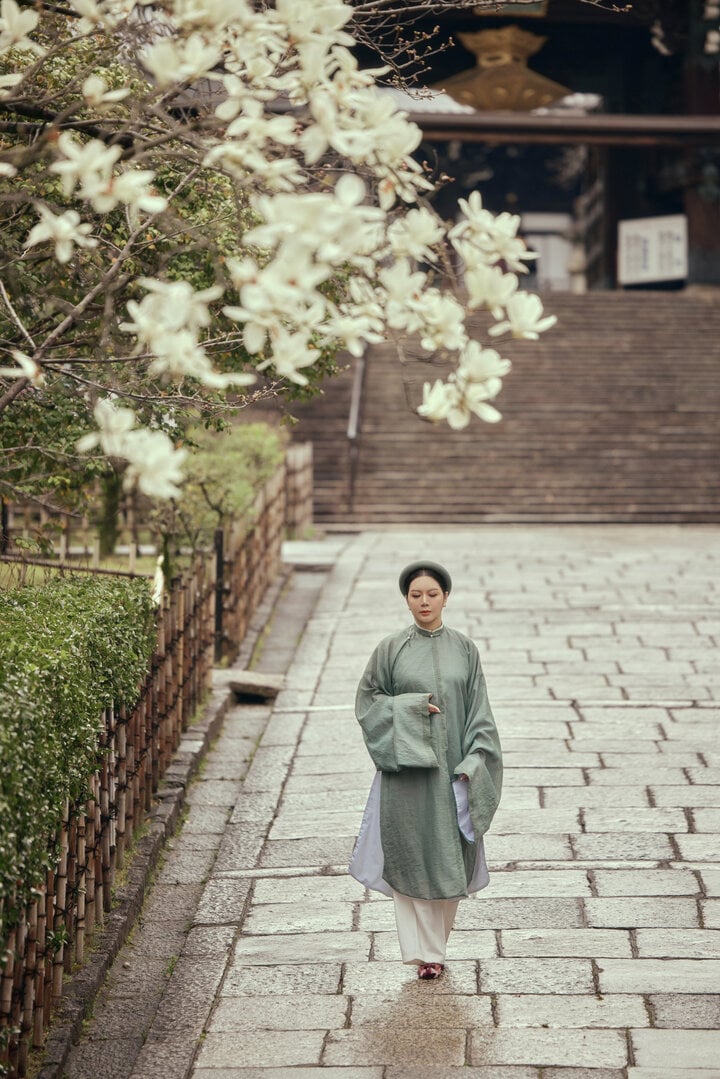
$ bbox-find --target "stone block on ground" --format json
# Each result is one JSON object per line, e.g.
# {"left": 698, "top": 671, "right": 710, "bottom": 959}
{"left": 215, "top": 668, "right": 285, "bottom": 701}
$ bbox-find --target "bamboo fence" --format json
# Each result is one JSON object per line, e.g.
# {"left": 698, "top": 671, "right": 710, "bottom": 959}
{"left": 0, "top": 446, "right": 313, "bottom": 1077}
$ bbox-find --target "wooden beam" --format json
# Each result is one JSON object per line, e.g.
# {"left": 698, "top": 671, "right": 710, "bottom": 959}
{"left": 417, "top": 111, "right": 720, "bottom": 147}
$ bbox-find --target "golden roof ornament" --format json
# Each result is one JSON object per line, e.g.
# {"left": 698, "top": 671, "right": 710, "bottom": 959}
{"left": 434, "top": 25, "right": 570, "bottom": 111}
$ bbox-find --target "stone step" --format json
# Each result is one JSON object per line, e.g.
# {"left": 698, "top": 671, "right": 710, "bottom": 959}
{"left": 260, "top": 290, "right": 720, "bottom": 524}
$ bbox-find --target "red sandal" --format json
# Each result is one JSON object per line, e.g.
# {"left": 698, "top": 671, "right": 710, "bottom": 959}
{"left": 418, "top": 963, "right": 445, "bottom": 980}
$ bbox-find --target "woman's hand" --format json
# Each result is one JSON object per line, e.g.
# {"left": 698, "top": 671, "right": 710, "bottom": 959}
{"left": 428, "top": 697, "right": 441, "bottom": 715}
{"left": 458, "top": 773, "right": 469, "bottom": 782}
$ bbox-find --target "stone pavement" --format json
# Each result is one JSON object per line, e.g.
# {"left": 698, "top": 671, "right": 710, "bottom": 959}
{"left": 63, "top": 526, "right": 720, "bottom": 1078}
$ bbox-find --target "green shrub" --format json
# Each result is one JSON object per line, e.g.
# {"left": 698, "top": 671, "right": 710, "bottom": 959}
{"left": 0, "top": 576, "right": 155, "bottom": 950}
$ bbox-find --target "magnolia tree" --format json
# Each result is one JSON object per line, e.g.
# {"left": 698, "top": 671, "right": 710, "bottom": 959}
{"left": 0, "top": 0, "right": 558, "bottom": 508}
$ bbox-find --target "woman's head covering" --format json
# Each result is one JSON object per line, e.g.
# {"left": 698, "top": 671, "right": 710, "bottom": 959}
{"left": 399, "top": 561, "right": 452, "bottom": 596}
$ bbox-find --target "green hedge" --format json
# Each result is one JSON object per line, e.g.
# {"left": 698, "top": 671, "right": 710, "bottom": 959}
{"left": 0, "top": 576, "right": 155, "bottom": 949}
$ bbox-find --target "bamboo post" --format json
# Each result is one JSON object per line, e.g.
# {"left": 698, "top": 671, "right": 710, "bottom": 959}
{"left": 22, "top": 901, "right": 37, "bottom": 1062}
{"left": 83, "top": 790, "right": 94, "bottom": 941}
{"left": 176, "top": 582, "right": 186, "bottom": 734}
{"left": 100, "top": 757, "right": 112, "bottom": 913}
{"left": 93, "top": 778, "right": 104, "bottom": 929}
{"left": 106, "top": 707, "right": 117, "bottom": 878}
{"left": 31, "top": 893, "right": 43, "bottom": 1048}
{"left": 43, "top": 868, "right": 54, "bottom": 1019}
{"left": 52, "top": 804, "right": 69, "bottom": 1001}
{"left": 33, "top": 879, "right": 47, "bottom": 1047}
{"left": 1, "top": 928, "right": 15, "bottom": 1061}
{"left": 65, "top": 814, "right": 76, "bottom": 974}
{"left": 116, "top": 706, "right": 127, "bottom": 867}
{"left": 16, "top": 907, "right": 30, "bottom": 1075}
{"left": 76, "top": 809, "right": 86, "bottom": 966}
{"left": 9, "top": 919, "right": 23, "bottom": 1071}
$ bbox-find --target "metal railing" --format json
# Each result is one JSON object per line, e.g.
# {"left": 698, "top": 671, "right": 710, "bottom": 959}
{"left": 346, "top": 350, "right": 367, "bottom": 512}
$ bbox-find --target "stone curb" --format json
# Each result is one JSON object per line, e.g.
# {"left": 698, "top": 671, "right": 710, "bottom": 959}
{"left": 36, "top": 568, "right": 292, "bottom": 1079}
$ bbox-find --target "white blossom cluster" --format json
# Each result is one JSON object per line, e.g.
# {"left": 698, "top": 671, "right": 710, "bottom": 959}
{"left": 0, "top": 0, "right": 557, "bottom": 496}
{"left": 76, "top": 399, "right": 188, "bottom": 499}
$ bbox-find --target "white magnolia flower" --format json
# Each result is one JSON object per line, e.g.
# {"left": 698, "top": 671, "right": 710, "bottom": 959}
{"left": 122, "top": 428, "right": 188, "bottom": 500}
{"left": 298, "top": 92, "right": 338, "bottom": 165}
{"left": 67, "top": 0, "right": 103, "bottom": 24}
{"left": 379, "top": 260, "right": 427, "bottom": 334}
{"left": 146, "top": 331, "right": 255, "bottom": 388}
{"left": 67, "top": 0, "right": 132, "bottom": 30}
{"left": 0, "top": 0, "right": 44, "bottom": 56}
{"left": 121, "top": 280, "right": 222, "bottom": 346}
{"left": 376, "top": 161, "right": 433, "bottom": 211}
{"left": 0, "top": 72, "right": 22, "bottom": 98}
{"left": 417, "top": 379, "right": 453, "bottom": 423}
{"left": 450, "top": 191, "right": 496, "bottom": 243}
{"left": 387, "top": 207, "right": 444, "bottom": 263}
{"left": 488, "top": 292, "right": 557, "bottom": 340}
{"left": 274, "top": 0, "right": 353, "bottom": 47}
{"left": 141, "top": 34, "right": 222, "bottom": 88}
{"left": 245, "top": 181, "right": 384, "bottom": 271}
{"left": 50, "top": 133, "right": 122, "bottom": 198}
{"left": 223, "top": 257, "right": 327, "bottom": 352}
{"left": 379, "top": 260, "right": 427, "bottom": 305}
{"left": 483, "top": 212, "right": 539, "bottom": 274}
{"left": 77, "top": 399, "right": 188, "bottom": 499}
{"left": 223, "top": 98, "right": 296, "bottom": 150}
{"left": 214, "top": 73, "right": 263, "bottom": 122}
{"left": 451, "top": 192, "right": 538, "bottom": 274}
{"left": 418, "top": 370, "right": 503, "bottom": 429}
{"left": 173, "top": 0, "right": 243, "bottom": 31}
{"left": 324, "top": 310, "right": 384, "bottom": 357}
{"left": 334, "top": 89, "right": 419, "bottom": 164}
{"left": 456, "top": 342, "right": 511, "bottom": 388}
{"left": 76, "top": 398, "right": 136, "bottom": 457}
{"left": 204, "top": 140, "right": 303, "bottom": 190}
{"left": 465, "top": 264, "right": 518, "bottom": 317}
{"left": 89, "top": 170, "right": 167, "bottom": 214}
{"left": 418, "top": 292, "right": 467, "bottom": 353}
{"left": 82, "top": 75, "right": 130, "bottom": 107}
{"left": 445, "top": 397, "right": 473, "bottom": 430}
{"left": 0, "top": 349, "right": 45, "bottom": 386}
{"left": 455, "top": 342, "right": 508, "bottom": 423}
{"left": 256, "top": 327, "right": 318, "bottom": 386}
{"left": 25, "top": 205, "right": 97, "bottom": 263}
{"left": 465, "top": 385, "right": 502, "bottom": 424}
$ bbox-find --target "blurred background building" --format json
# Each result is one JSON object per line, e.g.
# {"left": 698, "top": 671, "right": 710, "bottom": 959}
{"left": 260, "top": 1, "right": 720, "bottom": 525}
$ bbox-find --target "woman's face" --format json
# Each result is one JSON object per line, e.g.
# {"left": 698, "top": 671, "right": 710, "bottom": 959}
{"left": 406, "top": 574, "right": 448, "bottom": 631}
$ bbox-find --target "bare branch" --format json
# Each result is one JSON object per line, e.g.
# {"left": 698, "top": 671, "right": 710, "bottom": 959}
{"left": 0, "top": 280, "right": 36, "bottom": 350}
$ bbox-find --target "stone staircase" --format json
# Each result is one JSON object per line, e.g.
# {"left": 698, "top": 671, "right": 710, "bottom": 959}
{"left": 283, "top": 290, "right": 720, "bottom": 524}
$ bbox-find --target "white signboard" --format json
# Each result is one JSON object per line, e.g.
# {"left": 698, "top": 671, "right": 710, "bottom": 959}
{"left": 617, "top": 214, "right": 688, "bottom": 285}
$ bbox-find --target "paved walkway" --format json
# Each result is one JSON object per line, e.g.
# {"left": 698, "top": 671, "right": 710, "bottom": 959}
{"left": 65, "top": 526, "right": 720, "bottom": 1078}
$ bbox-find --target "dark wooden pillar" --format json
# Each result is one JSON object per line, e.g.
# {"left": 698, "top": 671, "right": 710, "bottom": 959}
{"left": 684, "top": 3, "right": 720, "bottom": 283}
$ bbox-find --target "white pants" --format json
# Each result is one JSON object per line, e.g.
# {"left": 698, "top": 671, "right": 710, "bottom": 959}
{"left": 392, "top": 890, "right": 460, "bottom": 965}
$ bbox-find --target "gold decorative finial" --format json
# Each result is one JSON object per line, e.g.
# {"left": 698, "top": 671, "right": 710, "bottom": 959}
{"left": 434, "top": 25, "right": 570, "bottom": 112}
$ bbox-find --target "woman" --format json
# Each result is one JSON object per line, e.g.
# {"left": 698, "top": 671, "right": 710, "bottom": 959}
{"left": 349, "top": 560, "right": 502, "bottom": 980}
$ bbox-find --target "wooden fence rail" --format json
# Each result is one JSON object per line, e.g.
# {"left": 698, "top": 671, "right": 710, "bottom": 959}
{"left": 0, "top": 446, "right": 313, "bottom": 1077}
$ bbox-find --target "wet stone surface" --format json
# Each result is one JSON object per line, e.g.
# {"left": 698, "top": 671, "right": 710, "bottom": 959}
{"left": 61, "top": 528, "right": 720, "bottom": 1078}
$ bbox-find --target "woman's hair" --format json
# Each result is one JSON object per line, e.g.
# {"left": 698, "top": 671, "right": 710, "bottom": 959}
{"left": 398, "top": 561, "right": 452, "bottom": 597}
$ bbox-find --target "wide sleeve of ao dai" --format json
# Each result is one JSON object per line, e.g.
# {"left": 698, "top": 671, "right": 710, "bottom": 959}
{"left": 354, "top": 624, "right": 502, "bottom": 900}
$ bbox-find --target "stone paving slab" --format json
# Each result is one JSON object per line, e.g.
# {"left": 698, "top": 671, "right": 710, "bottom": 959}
{"left": 60, "top": 526, "right": 720, "bottom": 1077}
{"left": 468, "top": 1027, "right": 628, "bottom": 1068}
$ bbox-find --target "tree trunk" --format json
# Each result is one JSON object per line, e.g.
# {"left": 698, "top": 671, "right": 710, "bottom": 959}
{"left": 97, "top": 472, "right": 123, "bottom": 559}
